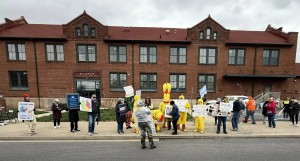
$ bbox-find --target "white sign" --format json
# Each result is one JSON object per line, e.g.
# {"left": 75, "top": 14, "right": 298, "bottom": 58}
{"left": 192, "top": 105, "right": 208, "bottom": 117}
{"left": 79, "top": 97, "right": 92, "bottom": 112}
{"left": 199, "top": 85, "right": 207, "bottom": 98}
{"left": 123, "top": 85, "right": 134, "bottom": 97}
{"left": 18, "top": 102, "right": 35, "bottom": 120}
{"left": 164, "top": 105, "right": 172, "bottom": 118}
{"left": 173, "top": 99, "right": 189, "bottom": 112}
{"left": 219, "top": 102, "right": 232, "bottom": 116}
{"left": 135, "top": 90, "right": 141, "bottom": 97}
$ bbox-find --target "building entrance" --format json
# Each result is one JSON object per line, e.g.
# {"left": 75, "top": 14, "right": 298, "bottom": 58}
{"left": 75, "top": 80, "right": 100, "bottom": 100}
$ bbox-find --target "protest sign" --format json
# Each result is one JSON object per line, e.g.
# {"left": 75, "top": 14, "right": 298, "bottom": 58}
{"left": 219, "top": 102, "right": 232, "bottom": 116}
{"left": 66, "top": 93, "right": 79, "bottom": 109}
{"left": 164, "top": 105, "right": 172, "bottom": 118}
{"left": 192, "top": 105, "right": 208, "bottom": 117}
{"left": 173, "top": 99, "right": 189, "bottom": 112}
{"left": 18, "top": 102, "right": 34, "bottom": 120}
{"left": 123, "top": 85, "right": 134, "bottom": 97}
{"left": 80, "top": 97, "right": 92, "bottom": 112}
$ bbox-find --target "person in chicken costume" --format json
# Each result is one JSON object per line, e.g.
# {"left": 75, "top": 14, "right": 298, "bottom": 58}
{"left": 151, "top": 110, "right": 164, "bottom": 132}
{"left": 132, "top": 95, "right": 141, "bottom": 133}
{"left": 177, "top": 94, "right": 191, "bottom": 132}
{"left": 159, "top": 82, "right": 172, "bottom": 129}
{"left": 194, "top": 98, "right": 205, "bottom": 134}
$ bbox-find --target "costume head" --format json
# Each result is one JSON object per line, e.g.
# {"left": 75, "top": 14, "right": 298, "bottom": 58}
{"left": 197, "top": 98, "right": 204, "bottom": 105}
{"left": 23, "top": 93, "right": 29, "bottom": 101}
{"left": 179, "top": 95, "right": 185, "bottom": 99}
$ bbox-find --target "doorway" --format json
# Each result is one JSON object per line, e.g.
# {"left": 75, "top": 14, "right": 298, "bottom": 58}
{"left": 75, "top": 80, "right": 100, "bottom": 101}
{"left": 264, "top": 83, "right": 272, "bottom": 93}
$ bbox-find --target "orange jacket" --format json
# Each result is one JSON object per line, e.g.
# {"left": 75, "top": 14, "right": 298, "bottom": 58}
{"left": 246, "top": 97, "right": 256, "bottom": 111}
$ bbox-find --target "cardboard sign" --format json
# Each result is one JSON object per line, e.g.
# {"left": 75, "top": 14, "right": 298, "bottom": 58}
{"left": 80, "top": 97, "right": 92, "bottom": 112}
{"left": 123, "top": 85, "right": 134, "bottom": 97}
{"left": 164, "top": 105, "right": 172, "bottom": 118}
{"left": 192, "top": 105, "right": 208, "bottom": 117}
{"left": 18, "top": 102, "right": 34, "bottom": 120}
{"left": 219, "top": 102, "right": 232, "bottom": 116}
{"left": 173, "top": 99, "right": 189, "bottom": 112}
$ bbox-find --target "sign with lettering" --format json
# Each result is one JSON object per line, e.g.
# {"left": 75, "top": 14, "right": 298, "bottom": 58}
{"left": 192, "top": 105, "right": 208, "bottom": 117}
{"left": 66, "top": 93, "right": 79, "bottom": 109}
{"left": 18, "top": 102, "right": 34, "bottom": 120}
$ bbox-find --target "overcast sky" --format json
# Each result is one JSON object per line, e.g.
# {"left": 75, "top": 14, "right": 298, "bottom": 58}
{"left": 0, "top": 0, "right": 299, "bottom": 62}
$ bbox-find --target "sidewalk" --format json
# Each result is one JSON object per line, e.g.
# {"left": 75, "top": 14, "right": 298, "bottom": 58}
{"left": 0, "top": 117, "right": 299, "bottom": 140}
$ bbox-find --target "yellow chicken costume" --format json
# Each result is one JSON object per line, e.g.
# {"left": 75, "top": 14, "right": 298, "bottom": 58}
{"left": 151, "top": 110, "right": 164, "bottom": 132}
{"left": 159, "top": 82, "right": 171, "bottom": 128}
{"left": 177, "top": 95, "right": 191, "bottom": 132}
{"left": 194, "top": 98, "right": 205, "bottom": 134}
{"left": 132, "top": 95, "right": 141, "bottom": 133}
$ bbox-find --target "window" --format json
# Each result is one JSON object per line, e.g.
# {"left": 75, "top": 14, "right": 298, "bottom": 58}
{"left": 263, "top": 49, "right": 279, "bottom": 66}
{"left": 213, "top": 32, "right": 218, "bottom": 40}
{"left": 228, "top": 49, "right": 245, "bottom": 65}
{"left": 199, "top": 32, "right": 204, "bottom": 40}
{"left": 206, "top": 28, "right": 211, "bottom": 39}
{"left": 170, "top": 47, "right": 186, "bottom": 63}
{"left": 75, "top": 28, "right": 81, "bottom": 37}
{"left": 110, "top": 73, "right": 127, "bottom": 90}
{"left": 140, "top": 73, "right": 157, "bottom": 90}
{"left": 140, "top": 46, "right": 157, "bottom": 63}
{"left": 46, "top": 44, "right": 64, "bottom": 61}
{"left": 170, "top": 74, "right": 186, "bottom": 92}
{"left": 109, "top": 45, "right": 126, "bottom": 62}
{"left": 90, "top": 28, "right": 96, "bottom": 37}
{"left": 83, "top": 24, "right": 89, "bottom": 36}
{"left": 199, "top": 48, "right": 216, "bottom": 64}
{"left": 77, "top": 45, "right": 96, "bottom": 62}
{"left": 7, "top": 43, "right": 26, "bottom": 61}
{"left": 198, "top": 74, "right": 215, "bottom": 92}
{"left": 9, "top": 71, "right": 28, "bottom": 90}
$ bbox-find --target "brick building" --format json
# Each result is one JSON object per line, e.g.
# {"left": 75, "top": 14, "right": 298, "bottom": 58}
{"left": 0, "top": 11, "right": 299, "bottom": 108}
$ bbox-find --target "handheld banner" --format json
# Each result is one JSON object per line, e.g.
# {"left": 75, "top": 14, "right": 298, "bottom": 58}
{"left": 192, "top": 105, "right": 208, "bottom": 117}
{"left": 80, "top": 97, "right": 92, "bottom": 112}
{"left": 164, "top": 105, "right": 172, "bottom": 118}
{"left": 123, "top": 85, "right": 134, "bottom": 97}
{"left": 18, "top": 102, "right": 35, "bottom": 120}
{"left": 219, "top": 102, "right": 232, "bottom": 116}
{"left": 173, "top": 99, "right": 189, "bottom": 112}
{"left": 66, "top": 93, "right": 79, "bottom": 109}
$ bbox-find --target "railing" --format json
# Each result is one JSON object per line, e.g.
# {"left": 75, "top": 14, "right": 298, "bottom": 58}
{"left": 254, "top": 92, "right": 281, "bottom": 104}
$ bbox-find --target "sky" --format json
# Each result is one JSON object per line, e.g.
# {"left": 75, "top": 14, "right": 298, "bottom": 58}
{"left": 0, "top": 0, "right": 299, "bottom": 62}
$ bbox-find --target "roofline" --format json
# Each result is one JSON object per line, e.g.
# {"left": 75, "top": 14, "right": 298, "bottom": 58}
{"left": 103, "top": 39, "right": 191, "bottom": 44}
{"left": 223, "top": 74, "right": 295, "bottom": 78}
{"left": 225, "top": 42, "right": 293, "bottom": 47}
{"left": 0, "top": 37, "right": 67, "bottom": 41}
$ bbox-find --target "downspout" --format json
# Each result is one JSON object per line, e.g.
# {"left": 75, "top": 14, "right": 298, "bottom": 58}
{"left": 131, "top": 41, "right": 134, "bottom": 88}
{"left": 33, "top": 40, "right": 40, "bottom": 108}
{"left": 252, "top": 45, "right": 257, "bottom": 97}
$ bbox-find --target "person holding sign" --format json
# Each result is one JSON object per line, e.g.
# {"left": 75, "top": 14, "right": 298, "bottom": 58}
{"left": 22, "top": 93, "right": 37, "bottom": 136}
{"left": 115, "top": 98, "right": 127, "bottom": 134}
{"left": 87, "top": 94, "right": 100, "bottom": 136}
{"left": 169, "top": 101, "right": 180, "bottom": 135}
{"left": 134, "top": 100, "right": 156, "bottom": 149}
{"left": 216, "top": 98, "right": 228, "bottom": 134}
{"left": 194, "top": 98, "right": 206, "bottom": 134}
{"left": 176, "top": 95, "right": 191, "bottom": 132}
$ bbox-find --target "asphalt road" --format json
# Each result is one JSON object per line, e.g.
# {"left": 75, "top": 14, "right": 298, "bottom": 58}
{"left": 0, "top": 138, "right": 299, "bottom": 161}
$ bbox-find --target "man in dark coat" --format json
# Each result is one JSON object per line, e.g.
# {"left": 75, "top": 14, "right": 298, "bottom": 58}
{"left": 88, "top": 94, "right": 100, "bottom": 136}
{"left": 169, "top": 101, "right": 180, "bottom": 135}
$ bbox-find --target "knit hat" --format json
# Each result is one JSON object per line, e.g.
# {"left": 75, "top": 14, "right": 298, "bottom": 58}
{"left": 55, "top": 99, "right": 59, "bottom": 102}
{"left": 117, "top": 98, "right": 124, "bottom": 102}
{"left": 23, "top": 93, "right": 29, "bottom": 98}
{"left": 137, "top": 100, "right": 144, "bottom": 107}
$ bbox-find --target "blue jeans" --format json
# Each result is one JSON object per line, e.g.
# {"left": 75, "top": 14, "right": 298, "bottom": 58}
{"left": 268, "top": 114, "right": 276, "bottom": 128}
{"left": 217, "top": 116, "right": 227, "bottom": 132}
{"left": 117, "top": 122, "right": 124, "bottom": 132}
{"left": 88, "top": 113, "right": 97, "bottom": 133}
{"left": 231, "top": 111, "right": 239, "bottom": 129}
{"left": 244, "top": 111, "right": 256, "bottom": 123}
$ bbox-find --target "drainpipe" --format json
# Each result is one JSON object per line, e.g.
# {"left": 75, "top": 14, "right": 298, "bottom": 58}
{"left": 33, "top": 40, "right": 40, "bottom": 108}
{"left": 131, "top": 41, "right": 134, "bottom": 88}
{"left": 252, "top": 45, "right": 257, "bottom": 97}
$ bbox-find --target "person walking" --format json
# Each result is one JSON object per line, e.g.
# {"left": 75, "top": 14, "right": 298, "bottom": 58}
{"left": 115, "top": 98, "right": 127, "bottom": 134}
{"left": 51, "top": 99, "right": 62, "bottom": 129}
{"left": 169, "top": 100, "right": 180, "bottom": 135}
{"left": 266, "top": 97, "right": 277, "bottom": 128}
{"left": 87, "top": 94, "right": 100, "bottom": 136}
{"left": 231, "top": 97, "right": 241, "bottom": 131}
{"left": 216, "top": 98, "right": 228, "bottom": 134}
{"left": 290, "top": 99, "right": 300, "bottom": 127}
{"left": 134, "top": 100, "right": 156, "bottom": 149}
{"left": 243, "top": 96, "right": 256, "bottom": 124}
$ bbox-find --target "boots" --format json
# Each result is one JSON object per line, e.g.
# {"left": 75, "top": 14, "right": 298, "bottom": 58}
{"left": 148, "top": 136, "right": 156, "bottom": 149}
{"left": 182, "top": 124, "right": 186, "bottom": 132}
{"left": 141, "top": 136, "right": 147, "bottom": 149}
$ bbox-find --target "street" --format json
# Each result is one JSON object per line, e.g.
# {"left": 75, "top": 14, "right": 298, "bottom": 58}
{"left": 0, "top": 138, "right": 299, "bottom": 161}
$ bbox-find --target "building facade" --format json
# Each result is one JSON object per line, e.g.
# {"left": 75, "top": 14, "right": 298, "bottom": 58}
{"left": 0, "top": 11, "right": 299, "bottom": 108}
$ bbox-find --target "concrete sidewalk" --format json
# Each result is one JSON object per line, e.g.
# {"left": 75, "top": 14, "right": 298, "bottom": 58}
{"left": 0, "top": 117, "right": 299, "bottom": 140}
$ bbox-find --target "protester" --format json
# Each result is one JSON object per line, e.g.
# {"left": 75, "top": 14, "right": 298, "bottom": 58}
{"left": 266, "top": 97, "right": 276, "bottom": 128}
{"left": 261, "top": 100, "right": 269, "bottom": 125}
{"left": 231, "top": 97, "right": 241, "bottom": 131}
{"left": 177, "top": 95, "right": 191, "bottom": 132}
{"left": 282, "top": 97, "right": 290, "bottom": 119}
{"left": 134, "top": 100, "right": 156, "bottom": 149}
{"left": 87, "top": 94, "right": 100, "bottom": 136}
{"left": 169, "top": 100, "right": 180, "bottom": 135}
{"left": 124, "top": 95, "right": 134, "bottom": 129}
{"left": 67, "top": 105, "right": 80, "bottom": 133}
{"left": 115, "top": 98, "right": 127, "bottom": 134}
{"left": 238, "top": 99, "right": 246, "bottom": 124}
{"left": 290, "top": 99, "right": 300, "bottom": 127}
{"left": 216, "top": 98, "right": 228, "bottom": 134}
{"left": 243, "top": 96, "right": 256, "bottom": 124}
{"left": 194, "top": 98, "right": 205, "bottom": 134}
{"left": 51, "top": 99, "right": 62, "bottom": 129}
{"left": 23, "top": 93, "right": 37, "bottom": 136}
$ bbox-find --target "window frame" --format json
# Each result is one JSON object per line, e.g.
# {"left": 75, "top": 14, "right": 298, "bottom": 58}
{"left": 169, "top": 46, "right": 187, "bottom": 64}
{"left": 199, "top": 47, "right": 217, "bottom": 65}
{"left": 262, "top": 49, "right": 279, "bottom": 66}
{"left": 139, "top": 46, "right": 157, "bottom": 63}
{"left": 213, "top": 32, "right": 218, "bottom": 40}
{"left": 75, "top": 27, "right": 81, "bottom": 37}
{"left": 140, "top": 73, "right": 157, "bottom": 91}
{"left": 9, "top": 71, "right": 29, "bottom": 90}
{"left": 109, "top": 45, "right": 127, "bottom": 63}
{"left": 169, "top": 73, "right": 186, "bottom": 92}
{"left": 206, "top": 28, "right": 211, "bottom": 40}
{"left": 199, "top": 32, "right": 204, "bottom": 40}
{"left": 228, "top": 48, "right": 245, "bottom": 65}
{"left": 83, "top": 24, "right": 89, "bottom": 37}
{"left": 45, "top": 44, "right": 64, "bottom": 62}
{"left": 6, "top": 43, "right": 26, "bottom": 61}
{"left": 109, "top": 72, "right": 127, "bottom": 91}
{"left": 76, "top": 44, "right": 97, "bottom": 63}
{"left": 90, "top": 28, "right": 96, "bottom": 37}
{"left": 198, "top": 74, "right": 216, "bottom": 93}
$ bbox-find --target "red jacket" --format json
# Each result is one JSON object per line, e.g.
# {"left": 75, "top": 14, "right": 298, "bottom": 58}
{"left": 266, "top": 101, "right": 276, "bottom": 114}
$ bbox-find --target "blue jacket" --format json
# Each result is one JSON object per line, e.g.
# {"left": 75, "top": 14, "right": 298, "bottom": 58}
{"left": 170, "top": 104, "right": 180, "bottom": 121}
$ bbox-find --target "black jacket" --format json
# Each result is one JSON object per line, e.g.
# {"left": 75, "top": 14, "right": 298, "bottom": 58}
{"left": 232, "top": 100, "right": 241, "bottom": 112}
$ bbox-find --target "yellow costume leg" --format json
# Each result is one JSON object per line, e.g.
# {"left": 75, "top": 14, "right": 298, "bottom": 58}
{"left": 194, "top": 117, "right": 200, "bottom": 132}
{"left": 181, "top": 112, "right": 188, "bottom": 132}
{"left": 199, "top": 117, "right": 205, "bottom": 134}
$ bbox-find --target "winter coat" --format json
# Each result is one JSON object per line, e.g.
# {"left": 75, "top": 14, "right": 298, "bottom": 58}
{"left": 89, "top": 100, "right": 100, "bottom": 115}
{"left": 233, "top": 100, "right": 242, "bottom": 112}
{"left": 115, "top": 103, "right": 127, "bottom": 124}
{"left": 68, "top": 109, "right": 79, "bottom": 122}
{"left": 51, "top": 103, "right": 62, "bottom": 119}
{"left": 246, "top": 98, "right": 256, "bottom": 111}
{"left": 266, "top": 100, "right": 276, "bottom": 115}
{"left": 262, "top": 101, "right": 269, "bottom": 116}
{"left": 169, "top": 104, "right": 180, "bottom": 121}
{"left": 291, "top": 102, "right": 300, "bottom": 115}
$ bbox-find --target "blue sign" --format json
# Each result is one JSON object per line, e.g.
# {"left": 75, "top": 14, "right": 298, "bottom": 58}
{"left": 66, "top": 93, "right": 79, "bottom": 109}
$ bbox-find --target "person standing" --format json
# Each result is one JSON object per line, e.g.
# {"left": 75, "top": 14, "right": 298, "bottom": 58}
{"left": 124, "top": 95, "right": 134, "bottom": 129}
{"left": 115, "top": 98, "right": 127, "bottom": 134}
{"left": 169, "top": 100, "right": 180, "bottom": 135}
{"left": 266, "top": 97, "right": 277, "bottom": 128}
{"left": 262, "top": 100, "right": 269, "bottom": 124}
{"left": 216, "top": 98, "right": 228, "bottom": 134}
{"left": 134, "top": 100, "right": 156, "bottom": 149}
{"left": 23, "top": 93, "right": 37, "bottom": 136}
{"left": 51, "top": 99, "right": 62, "bottom": 129}
{"left": 231, "top": 97, "right": 241, "bottom": 131}
{"left": 87, "top": 94, "right": 100, "bottom": 136}
{"left": 282, "top": 97, "right": 290, "bottom": 119}
{"left": 243, "top": 96, "right": 256, "bottom": 124}
{"left": 290, "top": 99, "right": 300, "bottom": 127}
